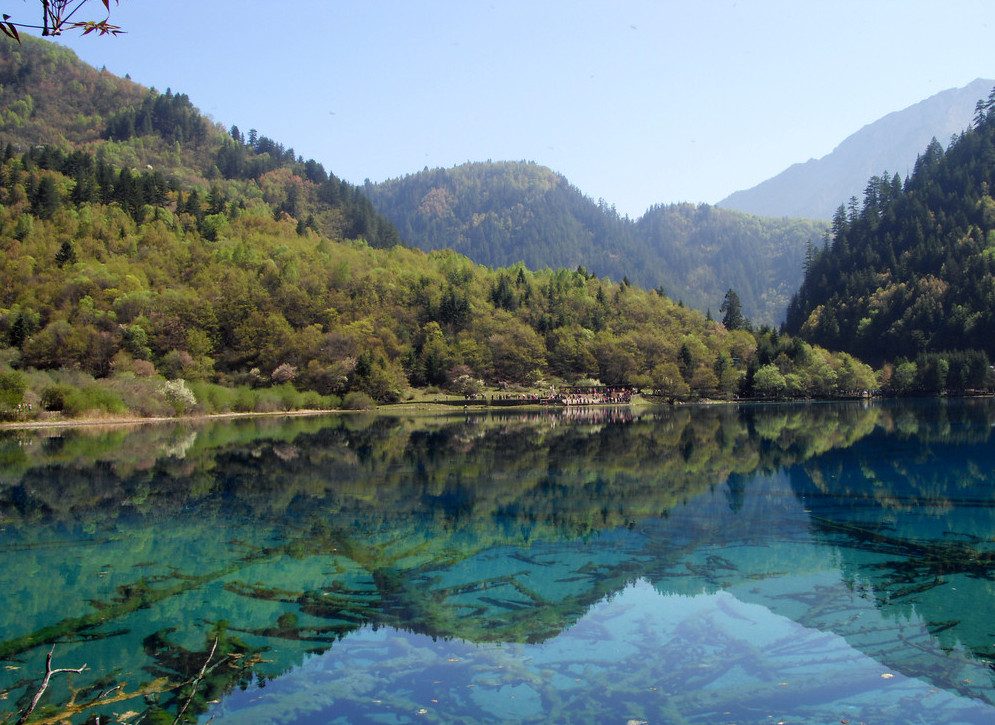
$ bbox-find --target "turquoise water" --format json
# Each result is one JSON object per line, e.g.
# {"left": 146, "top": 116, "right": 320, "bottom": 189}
{"left": 0, "top": 400, "right": 994, "bottom": 723}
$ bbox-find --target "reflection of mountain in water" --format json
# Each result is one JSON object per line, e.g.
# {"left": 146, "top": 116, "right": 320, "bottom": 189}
{"left": 1, "top": 399, "right": 995, "bottom": 720}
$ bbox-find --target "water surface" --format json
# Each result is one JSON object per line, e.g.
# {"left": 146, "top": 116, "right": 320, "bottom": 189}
{"left": 1, "top": 400, "right": 994, "bottom": 723}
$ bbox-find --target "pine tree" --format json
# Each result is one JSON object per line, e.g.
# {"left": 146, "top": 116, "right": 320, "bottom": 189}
{"left": 720, "top": 289, "right": 750, "bottom": 331}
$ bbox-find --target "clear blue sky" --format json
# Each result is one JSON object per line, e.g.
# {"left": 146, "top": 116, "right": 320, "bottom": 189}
{"left": 39, "top": 0, "right": 995, "bottom": 218}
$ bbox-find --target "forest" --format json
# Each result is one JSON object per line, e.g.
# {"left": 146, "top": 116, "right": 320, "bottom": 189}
{"left": 362, "top": 162, "right": 828, "bottom": 326}
{"left": 0, "top": 33, "right": 951, "bottom": 424}
{"left": 785, "top": 86, "right": 995, "bottom": 392}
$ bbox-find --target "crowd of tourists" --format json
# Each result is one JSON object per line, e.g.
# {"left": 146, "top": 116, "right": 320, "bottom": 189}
{"left": 549, "top": 387, "right": 635, "bottom": 406}
{"left": 461, "top": 386, "right": 636, "bottom": 407}
{"left": 464, "top": 407, "right": 635, "bottom": 426}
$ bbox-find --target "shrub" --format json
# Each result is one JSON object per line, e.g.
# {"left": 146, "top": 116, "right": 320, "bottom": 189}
{"left": 342, "top": 391, "right": 376, "bottom": 410}
{"left": 108, "top": 374, "right": 174, "bottom": 417}
{"left": 41, "top": 383, "right": 73, "bottom": 411}
{"left": 161, "top": 378, "right": 197, "bottom": 414}
{"left": 271, "top": 363, "right": 298, "bottom": 383}
{"left": 251, "top": 388, "right": 287, "bottom": 413}
{"left": 300, "top": 390, "right": 340, "bottom": 409}
{"left": 43, "top": 383, "right": 127, "bottom": 417}
{"left": 233, "top": 387, "right": 259, "bottom": 412}
{"left": 158, "top": 350, "right": 195, "bottom": 380}
{"left": 188, "top": 381, "right": 239, "bottom": 414}
{"left": 0, "top": 369, "right": 27, "bottom": 414}
{"left": 448, "top": 374, "right": 484, "bottom": 396}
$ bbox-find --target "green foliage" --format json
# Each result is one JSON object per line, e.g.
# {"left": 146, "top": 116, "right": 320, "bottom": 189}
{"left": 719, "top": 288, "right": 751, "bottom": 331}
{"left": 0, "top": 33, "right": 877, "bottom": 413}
{"left": 0, "top": 368, "right": 26, "bottom": 415}
{"left": 883, "top": 350, "right": 992, "bottom": 394}
{"left": 753, "top": 364, "right": 787, "bottom": 397}
{"left": 364, "top": 163, "right": 828, "bottom": 325}
{"left": 40, "top": 382, "right": 72, "bottom": 411}
{"left": 786, "top": 85, "right": 995, "bottom": 375}
{"left": 41, "top": 380, "right": 126, "bottom": 417}
{"left": 342, "top": 391, "right": 376, "bottom": 410}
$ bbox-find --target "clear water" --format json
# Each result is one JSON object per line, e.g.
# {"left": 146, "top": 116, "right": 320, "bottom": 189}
{"left": 1, "top": 399, "right": 994, "bottom": 723}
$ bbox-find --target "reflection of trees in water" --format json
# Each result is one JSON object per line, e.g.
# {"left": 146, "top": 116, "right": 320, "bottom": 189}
{"left": 3, "top": 399, "right": 995, "bottom": 720}
{"left": 0, "top": 402, "right": 895, "bottom": 530}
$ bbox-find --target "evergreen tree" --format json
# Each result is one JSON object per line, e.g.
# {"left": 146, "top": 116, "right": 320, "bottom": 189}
{"left": 720, "top": 289, "right": 750, "bottom": 331}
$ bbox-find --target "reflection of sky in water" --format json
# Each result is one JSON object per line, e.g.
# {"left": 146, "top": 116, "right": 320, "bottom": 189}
{"left": 3, "top": 401, "right": 995, "bottom": 723}
{"left": 207, "top": 579, "right": 995, "bottom": 724}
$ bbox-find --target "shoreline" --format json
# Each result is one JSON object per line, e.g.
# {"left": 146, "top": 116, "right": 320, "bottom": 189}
{"left": 0, "top": 396, "right": 654, "bottom": 431}
{"left": 2, "top": 392, "right": 982, "bottom": 432}
{"left": 0, "top": 408, "right": 344, "bottom": 431}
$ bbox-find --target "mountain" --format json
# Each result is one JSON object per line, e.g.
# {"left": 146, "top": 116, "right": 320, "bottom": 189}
{"left": 364, "top": 161, "right": 641, "bottom": 277}
{"left": 0, "top": 35, "right": 400, "bottom": 249}
{"left": 784, "top": 88, "right": 995, "bottom": 390}
{"left": 718, "top": 78, "right": 995, "bottom": 220}
{"left": 363, "top": 162, "right": 827, "bottom": 326}
{"left": 633, "top": 203, "right": 824, "bottom": 327}
{"left": 0, "top": 34, "right": 874, "bottom": 411}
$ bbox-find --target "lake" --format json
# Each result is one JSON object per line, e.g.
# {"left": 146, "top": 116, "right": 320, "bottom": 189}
{"left": 1, "top": 399, "right": 995, "bottom": 724}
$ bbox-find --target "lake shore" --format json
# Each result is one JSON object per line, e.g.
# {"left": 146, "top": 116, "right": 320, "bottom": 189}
{"left": 2, "top": 390, "right": 913, "bottom": 431}
{"left": 0, "top": 407, "right": 344, "bottom": 431}
{"left": 0, "top": 393, "right": 665, "bottom": 431}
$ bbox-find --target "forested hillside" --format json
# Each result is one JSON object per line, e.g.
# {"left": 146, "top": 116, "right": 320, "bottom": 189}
{"left": 0, "top": 35, "right": 399, "bottom": 249}
{"left": 0, "top": 35, "right": 880, "bottom": 420}
{"left": 363, "top": 163, "right": 826, "bottom": 325}
{"left": 634, "top": 203, "right": 823, "bottom": 326}
{"left": 785, "top": 85, "right": 995, "bottom": 391}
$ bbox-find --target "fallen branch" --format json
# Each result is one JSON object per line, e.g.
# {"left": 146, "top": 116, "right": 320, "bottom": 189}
{"left": 21, "top": 677, "right": 175, "bottom": 725}
{"left": 172, "top": 637, "right": 218, "bottom": 725}
{"left": 16, "top": 646, "right": 86, "bottom": 725}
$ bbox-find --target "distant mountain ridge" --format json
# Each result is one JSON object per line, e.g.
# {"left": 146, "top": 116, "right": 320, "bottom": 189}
{"left": 718, "top": 78, "right": 995, "bottom": 220}
{"left": 363, "top": 162, "right": 827, "bottom": 326}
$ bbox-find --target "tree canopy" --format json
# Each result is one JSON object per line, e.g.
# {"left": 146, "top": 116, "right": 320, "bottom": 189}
{"left": 720, "top": 288, "right": 750, "bottom": 331}
{"left": 363, "top": 164, "right": 828, "bottom": 326}
{"left": 785, "top": 84, "right": 995, "bottom": 391}
{"left": 0, "top": 33, "right": 889, "bottom": 420}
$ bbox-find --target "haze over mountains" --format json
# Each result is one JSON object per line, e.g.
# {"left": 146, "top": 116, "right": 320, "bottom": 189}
{"left": 718, "top": 78, "right": 994, "bottom": 220}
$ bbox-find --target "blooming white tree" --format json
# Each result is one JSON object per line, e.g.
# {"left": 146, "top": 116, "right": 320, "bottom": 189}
{"left": 161, "top": 378, "right": 196, "bottom": 413}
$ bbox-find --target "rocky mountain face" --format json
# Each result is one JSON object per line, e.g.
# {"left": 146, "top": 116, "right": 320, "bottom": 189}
{"left": 718, "top": 78, "right": 995, "bottom": 220}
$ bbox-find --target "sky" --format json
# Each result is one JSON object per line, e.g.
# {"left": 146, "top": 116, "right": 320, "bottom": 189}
{"left": 34, "top": 0, "right": 995, "bottom": 218}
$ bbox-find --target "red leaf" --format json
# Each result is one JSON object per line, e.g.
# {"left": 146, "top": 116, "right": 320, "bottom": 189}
{"left": 1, "top": 22, "right": 19, "bottom": 42}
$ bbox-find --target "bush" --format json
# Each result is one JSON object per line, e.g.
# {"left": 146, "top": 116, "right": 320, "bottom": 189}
{"left": 233, "top": 387, "right": 259, "bottom": 412}
{"left": 342, "top": 391, "right": 376, "bottom": 410}
{"left": 108, "top": 373, "right": 174, "bottom": 417}
{"left": 271, "top": 363, "right": 298, "bottom": 383}
{"left": 41, "top": 383, "right": 73, "bottom": 411}
{"left": 272, "top": 382, "right": 302, "bottom": 409}
{"left": 187, "top": 381, "right": 239, "bottom": 414}
{"left": 161, "top": 378, "right": 197, "bottom": 414}
{"left": 251, "top": 388, "right": 287, "bottom": 413}
{"left": 0, "top": 369, "right": 27, "bottom": 413}
{"left": 300, "top": 390, "right": 340, "bottom": 409}
{"left": 43, "top": 382, "right": 127, "bottom": 417}
{"left": 448, "top": 374, "right": 484, "bottom": 396}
